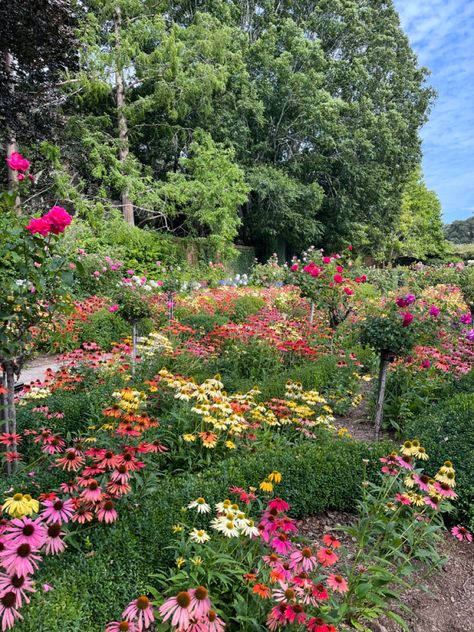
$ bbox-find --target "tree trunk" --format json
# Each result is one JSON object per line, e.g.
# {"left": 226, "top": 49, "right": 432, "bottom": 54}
{"left": 374, "top": 353, "right": 390, "bottom": 441}
{"left": 114, "top": 6, "right": 134, "bottom": 225}
{"left": 4, "top": 50, "right": 20, "bottom": 202}
{"left": 4, "top": 362, "right": 17, "bottom": 473}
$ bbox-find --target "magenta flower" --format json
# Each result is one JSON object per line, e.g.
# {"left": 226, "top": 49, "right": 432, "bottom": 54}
{"left": 0, "top": 573, "right": 35, "bottom": 608}
{"left": 401, "top": 311, "right": 414, "bottom": 327}
{"left": 123, "top": 596, "right": 155, "bottom": 631}
{"left": 109, "top": 304, "right": 119, "bottom": 313}
{"left": 44, "top": 523, "right": 66, "bottom": 555}
{"left": 4, "top": 517, "right": 46, "bottom": 549}
{"left": 460, "top": 313, "right": 472, "bottom": 325}
{"left": 41, "top": 498, "right": 74, "bottom": 524}
{"left": 0, "top": 543, "right": 41, "bottom": 576}
{"left": 25, "top": 217, "right": 50, "bottom": 236}
{"left": 289, "top": 547, "right": 318, "bottom": 572}
{"left": 6, "top": 152, "right": 30, "bottom": 172}
{"left": 429, "top": 305, "right": 440, "bottom": 317}
{"left": 106, "top": 621, "right": 137, "bottom": 632}
{"left": 451, "top": 525, "right": 473, "bottom": 542}
{"left": 0, "top": 591, "right": 23, "bottom": 630}
{"left": 190, "top": 586, "right": 212, "bottom": 618}
{"left": 159, "top": 592, "right": 191, "bottom": 629}
{"left": 44, "top": 206, "right": 72, "bottom": 234}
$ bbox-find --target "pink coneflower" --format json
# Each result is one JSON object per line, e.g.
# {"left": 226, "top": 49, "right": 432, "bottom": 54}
{"left": 284, "top": 603, "right": 306, "bottom": 625}
{"left": 41, "top": 498, "right": 74, "bottom": 524}
{"left": 136, "top": 441, "right": 168, "bottom": 454}
{"left": 266, "top": 604, "right": 288, "bottom": 631}
{"left": 0, "top": 591, "right": 22, "bottom": 630}
{"left": 0, "top": 573, "right": 35, "bottom": 607}
{"left": 123, "top": 596, "right": 155, "bottom": 631}
{"left": 327, "top": 574, "right": 348, "bottom": 593}
{"left": 0, "top": 434, "right": 22, "bottom": 447}
{"left": 71, "top": 506, "right": 94, "bottom": 524}
{"left": 94, "top": 450, "right": 120, "bottom": 470}
{"left": 451, "top": 526, "right": 473, "bottom": 542}
{"left": 322, "top": 534, "right": 341, "bottom": 549}
{"left": 190, "top": 586, "right": 212, "bottom": 618}
{"left": 110, "top": 466, "right": 131, "bottom": 484}
{"left": 207, "top": 610, "right": 225, "bottom": 632}
{"left": 82, "top": 466, "right": 105, "bottom": 477}
{"left": 105, "top": 621, "right": 137, "bottom": 632}
{"left": 267, "top": 498, "right": 290, "bottom": 513}
{"left": 312, "top": 582, "right": 329, "bottom": 601}
{"left": 106, "top": 481, "right": 132, "bottom": 497}
{"left": 55, "top": 449, "right": 85, "bottom": 472}
{"left": 4, "top": 517, "right": 46, "bottom": 549}
{"left": 59, "top": 481, "right": 79, "bottom": 495}
{"left": 96, "top": 499, "right": 118, "bottom": 523}
{"left": 44, "top": 523, "right": 66, "bottom": 555}
{"left": 433, "top": 482, "right": 457, "bottom": 499}
{"left": 0, "top": 542, "right": 41, "bottom": 576}
{"left": 262, "top": 553, "right": 281, "bottom": 567}
{"left": 159, "top": 591, "right": 191, "bottom": 629}
{"left": 272, "top": 583, "right": 297, "bottom": 603}
{"left": 279, "top": 517, "right": 298, "bottom": 534}
{"left": 80, "top": 480, "right": 103, "bottom": 503}
{"left": 396, "top": 455, "right": 414, "bottom": 470}
{"left": 289, "top": 547, "right": 318, "bottom": 572}
{"left": 41, "top": 436, "right": 66, "bottom": 454}
{"left": 424, "top": 496, "right": 440, "bottom": 510}
{"left": 271, "top": 533, "right": 292, "bottom": 555}
{"left": 117, "top": 452, "right": 143, "bottom": 472}
{"left": 316, "top": 548, "right": 338, "bottom": 567}
{"left": 395, "top": 493, "right": 412, "bottom": 506}
{"left": 413, "top": 473, "right": 431, "bottom": 493}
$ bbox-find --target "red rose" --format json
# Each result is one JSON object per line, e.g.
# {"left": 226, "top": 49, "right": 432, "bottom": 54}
{"left": 333, "top": 274, "right": 343, "bottom": 284}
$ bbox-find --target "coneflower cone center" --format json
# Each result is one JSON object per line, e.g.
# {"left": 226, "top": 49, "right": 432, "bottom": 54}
{"left": 176, "top": 591, "right": 191, "bottom": 608}
{"left": 195, "top": 586, "right": 208, "bottom": 600}
{"left": 136, "top": 596, "right": 149, "bottom": 610}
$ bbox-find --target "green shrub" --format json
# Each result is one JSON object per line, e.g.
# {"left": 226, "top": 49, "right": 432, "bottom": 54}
{"left": 228, "top": 295, "right": 265, "bottom": 323}
{"left": 175, "top": 311, "right": 229, "bottom": 333}
{"left": 77, "top": 310, "right": 152, "bottom": 350}
{"left": 405, "top": 392, "right": 474, "bottom": 529}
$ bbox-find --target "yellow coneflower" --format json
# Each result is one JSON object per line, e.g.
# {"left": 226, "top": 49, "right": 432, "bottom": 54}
{"left": 175, "top": 557, "right": 186, "bottom": 568}
{"left": 225, "top": 440, "right": 236, "bottom": 450}
{"left": 172, "top": 524, "right": 184, "bottom": 533}
{"left": 400, "top": 440, "right": 413, "bottom": 456}
{"left": 182, "top": 434, "right": 196, "bottom": 442}
{"left": 2, "top": 493, "right": 33, "bottom": 518}
{"left": 267, "top": 471, "right": 282, "bottom": 484}
{"left": 259, "top": 480, "right": 274, "bottom": 493}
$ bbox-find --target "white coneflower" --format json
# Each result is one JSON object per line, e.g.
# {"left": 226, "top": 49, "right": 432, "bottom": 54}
{"left": 215, "top": 500, "right": 232, "bottom": 513}
{"left": 238, "top": 519, "right": 260, "bottom": 538}
{"left": 189, "top": 528, "right": 211, "bottom": 544}
{"left": 187, "top": 497, "right": 211, "bottom": 514}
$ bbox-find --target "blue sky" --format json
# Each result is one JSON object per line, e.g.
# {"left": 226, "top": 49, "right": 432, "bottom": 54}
{"left": 394, "top": 0, "right": 474, "bottom": 223}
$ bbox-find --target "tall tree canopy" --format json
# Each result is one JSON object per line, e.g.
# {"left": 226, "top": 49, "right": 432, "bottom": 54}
{"left": 2, "top": 0, "right": 434, "bottom": 257}
{"left": 444, "top": 216, "right": 474, "bottom": 245}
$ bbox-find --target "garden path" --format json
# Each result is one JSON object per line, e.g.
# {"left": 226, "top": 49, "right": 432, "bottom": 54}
{"left": 17, "top": 354, "right": 62, "bottom": 386}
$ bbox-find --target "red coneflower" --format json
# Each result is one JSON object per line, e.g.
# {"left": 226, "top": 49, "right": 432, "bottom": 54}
{"left": 327, "top": 574, "right": 348, "bottom": 593}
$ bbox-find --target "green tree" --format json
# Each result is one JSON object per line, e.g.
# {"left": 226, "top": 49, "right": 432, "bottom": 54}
{"left": 444, "top": 216, "right": 474, "bottom": 244}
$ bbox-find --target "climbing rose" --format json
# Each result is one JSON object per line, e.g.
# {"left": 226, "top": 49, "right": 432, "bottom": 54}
{"left": 6, "top": 152, "right": 30, "bottom": 172}
{"left": 44, "top": 206, "right": 72, "bottom": 234}
{"left": 26, "top": 217, "right": 51, "bottom": 236}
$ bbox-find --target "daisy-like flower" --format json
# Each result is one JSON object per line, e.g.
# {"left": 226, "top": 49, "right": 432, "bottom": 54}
{"left": 267, "top": 604, "right": 288, "bottom": 631}
{"left": 2, "top": 494, "right": 34, "bottom": 518}
{"left": 0, "top": 591, "right": 23, "bottom": 630}
{"left": 307, "top": 616, "right": 332, "bottom": 632}
{"left": 322, "top": 534, "right": 341, "bottom": 549}
{"left": 122, "top": 596, "right": 155, "bottom": 631}
{"left": 238, "top": 518, "right": 260, "bottom": 538}
{"left": 399, "top": 440, "right": 414, "bottom": 456}
{"left": 285, "top": 603, "right": 306, "bottom": 625}
{"left": 59, "top": 481, "right": 79, "bottom": 495}
{"left": 412, "top": 445, "right": 429, "bottom": 460}
{"left": 259, "top": 480, "right": 273, "bottom": 492}
{"left": 271, "top": 533, "right": 292, "bottom": 555}
{"left": 110, "top": 466, "right": 131, "bottom": 485}
{"left": 395, "top": 493, "right": 412, "bottom": 506}
{"left": 327, "top": 574, "right": 348, "bottom": 593}
{"left": 312, "top": 582, "right": 329, "bottom": 601}
{"left": 94, "top": 450, "right": 120, "bottom": 469}
{"left": 105, "top": 621, "right": 137, "bottom": 632}
{"left": 215, "top": 499, "right": 232, "bottom": 513}
{"left": 451, "top": 526, "right": 473, "bottom": 543}
{"left": 41, "top": 498, "right": 74, "bottom": 524}
{"left": 316, "top": 548, "right": 338, "bottom": 567}
{"left": 267, "top": 471, "right": 282, "bottom": 484}
{"left": 253, "top": 583, "right": 271, "bottom": 599}
{"left": 433, "top": 482, "right": 457, "bottom": 499}
{"left": 272, "top": 584, "right": 296, "bottom": 603}
{"left": 0, "top": 434, "right": 21, "bottom": 447}
{"left": 44, "top": 523, "right": 66, "bottom": 555}
{"left": 412, "top": 473, "right": 431, "bottom": 493}
{"left": 189, "top": 528, "right": 210, "bottom": 544}
{"left": 206, "top": 610, "right": 225, "bottom": 632}
{"left": 267, "top": 498, "right": 289, "bottom": 513}
{"left": 0, "top": 542, "right": 41, "bottom": 576}
{"left": 435, "top": 466, "right": 456, "bottom": 487}
{"left": 96, "top": 499, "right": 118, "bottom": 523}
{"left": 0, "top": 573, "right": 35, "bottom": 607}
{"left": 190, "top": 586, "right": 212, "bottom": 618}
{"left": 424, "top": 496, "right": 440, "bottom": 510}
{"left": 212, "top": 519, "right": 240, "bottom": 538}
{"left": 289, "top": 547, "right": 318, "bottom": 572}
{"left": 80, "top": 480, "right": 103, "bottom": 503}
{"left": 55, "top": 449, "right": 85, "bottom": 472}
{"left": 107, "top": 481, "right": 132, "bottom": 497}
{"left": 396, "top": 455, "right": 414, "bottom": 470}
{"left": 187, "top": 497, "right": 211, "bottom": 514}
{"left": 159, "top": 591, "right": 192, "bottom": 629}
{"left": 4, "top": 517, "right": 46, "bottom": 549}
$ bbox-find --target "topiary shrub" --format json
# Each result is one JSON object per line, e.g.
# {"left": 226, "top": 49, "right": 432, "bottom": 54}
{"left": 228, "top": 295, "right": 265, "bottom": 323}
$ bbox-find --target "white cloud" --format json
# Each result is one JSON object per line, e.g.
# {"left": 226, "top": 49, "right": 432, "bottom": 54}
{"left": 394, "top": 0, "right": 474, "bottom": 222}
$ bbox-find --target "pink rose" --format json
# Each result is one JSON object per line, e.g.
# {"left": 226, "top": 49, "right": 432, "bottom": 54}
{"left": 109, "top": 304, "right": 119, "bottom": 313}
{"left": 429, "top": 305, "right": 440, "bottom": 317}
{"left": 291, "top": 263, "right": 299, "bottom": 271}
{"left": 336, "top": 265, "right": 343, "bottom": 273}
{"left": 17, "top": 173, "right": 25, "bottom": 181}
{"left": 25, "top": 217, "right": 51, "bottom": 236}
{"left": 43, "top": 206, "right": 72, "bottom": 234}
{"left": 6, "top": 152, "right": 30, "bottom": 172}
{"left": 333, "top": 274, "right": 343, "bottom": 284}
{"left": 310, "top": 267, "right": 320, "bottom": 277}
{"left": 323, "top": 256, "right": 331, "bottom": 264}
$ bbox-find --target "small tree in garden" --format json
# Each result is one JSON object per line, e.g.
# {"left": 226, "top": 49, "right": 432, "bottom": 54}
{"left": 360, "top": 294, "right": 442, "bottom": 440}
{"left": 458, "top": 267, "right": 474, "bottom": 316}
{"left": 287, "top": 246, "right": 364, "bottom": 327}
{"left": 0, "top": 154, "right": 75, "bottom": 471}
